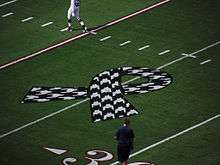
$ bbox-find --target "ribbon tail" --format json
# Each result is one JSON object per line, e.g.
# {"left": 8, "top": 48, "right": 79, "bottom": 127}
{"left": 114, "top": 98, "right": 139, "bottom": 119}
{"left": 21, "top": 86, "right": 87, "bottom": 103}
{"left": 89, "top": 68, "right": 139, "bottom": 122}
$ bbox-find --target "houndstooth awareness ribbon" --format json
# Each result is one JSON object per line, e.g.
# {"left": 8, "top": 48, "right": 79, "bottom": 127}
{"left": 22, "top": 67, "right": 172, "bottom": 122}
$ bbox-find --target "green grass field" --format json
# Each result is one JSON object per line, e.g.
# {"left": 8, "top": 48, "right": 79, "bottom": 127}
{"left": 0, "top": 0, "right": 219, "bottom": 164}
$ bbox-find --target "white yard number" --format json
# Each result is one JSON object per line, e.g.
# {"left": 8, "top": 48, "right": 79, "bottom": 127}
{"left": 85, "top": 150, "right": 113, "bottom": 165}
{"left": 128, "top": 162, "right": 155, "bottom": 165}
{"left": 60, "top": 149, "right": 155, "bottom": 165}
{"left": 62, "top": 157, "right": 77, "bottom": 165}
{"left": 84, "top": 150, "right": 155, "bottom": 165}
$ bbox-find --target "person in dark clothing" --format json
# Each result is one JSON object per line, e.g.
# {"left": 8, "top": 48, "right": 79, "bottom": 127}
{"left": 115, "top": 118, "right": 135, "bottom": 165}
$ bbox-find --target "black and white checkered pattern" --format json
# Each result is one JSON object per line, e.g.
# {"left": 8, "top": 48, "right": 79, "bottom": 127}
{"left": 89, "top": 68, "right": 138, "bottom": 122}
{"left": 22, "top": 87, "right": 87, "bottom": 103}
{"left": 22, "top": 67, "right": 172, "bottom": 122}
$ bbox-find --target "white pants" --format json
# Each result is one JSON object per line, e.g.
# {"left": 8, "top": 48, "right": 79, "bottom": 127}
{"left": 67, "top": 6, "right": 80, "bottom": 21}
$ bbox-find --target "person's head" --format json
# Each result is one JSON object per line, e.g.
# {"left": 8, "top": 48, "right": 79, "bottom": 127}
{"left": 124, "top": 118, "right": 130, "bottom": 126}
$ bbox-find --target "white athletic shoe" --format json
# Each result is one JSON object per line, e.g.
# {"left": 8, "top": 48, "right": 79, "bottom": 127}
{"left": 67, "top": 26, "right": 72, "bottom": 32}
{"left": 83, "top": 26, "right": 88, "bottom": 33}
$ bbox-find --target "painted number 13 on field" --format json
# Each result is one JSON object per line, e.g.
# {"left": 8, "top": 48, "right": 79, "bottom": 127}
{"left": 44, "top": 147, "right": 155, "bottom": 165}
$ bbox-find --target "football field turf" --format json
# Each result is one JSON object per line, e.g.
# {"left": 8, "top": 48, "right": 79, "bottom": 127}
{"left": 0, "top": 0, "right": 219, "bottom": 165}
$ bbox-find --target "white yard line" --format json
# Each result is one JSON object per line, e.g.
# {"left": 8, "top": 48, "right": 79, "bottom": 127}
{"left": 21, "top": 17, "right": 33, "bottom": 22}
{"left": 0, "top": 0, "right": 17, "bottom": 7}
{"left": 41, "top": 22, "right": 53, "bottom": 27}
{"left": 138, "top": 45, "right": 150, "bottom": 51}
{"left": 190, "top": 41, "right": 220, "bottom": 56}
{"left": 110, "top": 114, "right": 220, "bottom": 165}
{"left": 200, "top": 59, "right": 211, "bottom": 65}
{"left": 159, "top": 49, "right": 170, "bottom": 55}
{"left": 120, "top": 41, "right": 131, "bottom": 46}
{"left": 181, "top": 53, "right": 196, "bottom": 58}
{"left": 0, "top": 41, "right": 219, "bottom": 140}
{"left": 0, "top": 99, "right": 89, "bottom": 139}
{"left": 100, "top": 36, "right": 112, "bottom": 41}
{"left": 157, "top": 56, "right": 187, "bottom": 70}
{"left": 1, "top": 12, "right": 14, "bottom": 18}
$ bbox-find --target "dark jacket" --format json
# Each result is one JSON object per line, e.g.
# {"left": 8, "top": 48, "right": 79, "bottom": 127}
{"left": 116, "top": 125, "right": 134, "bottom": 148}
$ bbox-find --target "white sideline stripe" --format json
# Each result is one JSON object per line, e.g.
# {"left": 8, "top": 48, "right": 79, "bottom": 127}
{"left": 138, "top": 45, "right": 150, "bottom": 51}
{"left": 41, "top": 22, "right": 53, "bottom": 27}
{"left": 0, "top": 0, "right": 171, "bottom": 70}
{"left": 1, "top": 12, "right": 13, "bottom": 18}
{"left": 110, "top": 114, "right": 220, "bottom": 165}
{"left": 200, "top": 59, "right": 211, "bottom": 65}
{"left": 100, "top": 36, "right": 112, "bottom": 41}
{"left": 0, "top": 0, "right": 17, "bottom": 7}
{"left": 60, "top": 27, "right": 68, "bottom": 32}
{"left": 21, "top": 17, "right": 33, "bottom": 22}
{"left": 0, "top": 32, "right": 89, "bottom": 70}
{"left": 159, "top": 49, "right": 170, "bottom": 55}
{"left": 0, "top": 41, "right": 219, "bottom": 140}
{"left": 120, "top": 41, "right": 131, "bottom": 46}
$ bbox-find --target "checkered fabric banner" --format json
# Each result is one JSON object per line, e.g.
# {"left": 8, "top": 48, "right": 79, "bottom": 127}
{"left": 22, "top": 67, "right": 172, "bottom": 122}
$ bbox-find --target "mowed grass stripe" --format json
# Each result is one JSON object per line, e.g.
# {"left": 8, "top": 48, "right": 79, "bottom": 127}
{"left": 0, "top": 40, "right": 219, "bottom": 140}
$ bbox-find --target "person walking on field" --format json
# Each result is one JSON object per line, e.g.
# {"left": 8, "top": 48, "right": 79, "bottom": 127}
{"left": 115, "top": 118, "right": 135, "bottom": 165}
